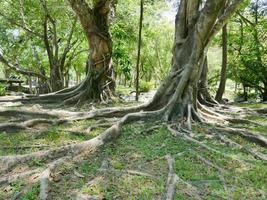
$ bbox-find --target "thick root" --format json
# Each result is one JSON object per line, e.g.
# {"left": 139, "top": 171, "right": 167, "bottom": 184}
{"left": 0, "top": 118, "right": 66, "bottom": 133}
{"left": 0, "top": 109, "right": 163, "bottom": 173}
{"left": 0, "top": 169, "right": 41, "bottom": 186}
{"left": 226, "top": 118, "right": 262, "bottom": 126}
{"left": 39, "top": 157, "right": 69, "bottom": 200}
{"left": 164, "top": 155, "right": 178, "bottom": 200}
{"left": 0, "top": 104, "right": 147, "bottom": 133}
{"left": 164, "top": 155, "right": 201, "bottom": 200}
{"left": 208, "top": 128, "right": 267, "bottom": 161}
{"left": 0, "top": 109, "right": 56, "bottom": 119}
{"left": 214, "top": 127, "right": 267, "bottom": 147}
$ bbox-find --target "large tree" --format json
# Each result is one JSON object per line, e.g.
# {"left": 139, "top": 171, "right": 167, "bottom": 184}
{"left": 142, "top": 0, "right": 244, "bottom": 121}
{"left": 0, "top": 0, "right": 85, "bottom": 93}
{"left": 27, "top": 0, "right": 115, "bottom": 105}
{"left": 0, "top": 1, "right": 252, "bottom": 199}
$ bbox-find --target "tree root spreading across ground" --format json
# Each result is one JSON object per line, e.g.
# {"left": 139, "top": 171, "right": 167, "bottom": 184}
{"left": 0, "top": 100, "right": 266, "bottom": 199}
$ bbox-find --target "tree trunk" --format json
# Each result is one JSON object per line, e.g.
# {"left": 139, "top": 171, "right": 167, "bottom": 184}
{"left": 215, "top": 24, "right": 228, "bottom": 103}
{"left": 50, "top": 65, "right": 64, "bottom": 92}
{"left": 64, "top": 70, "right": 69, "bottom": 88}
{"left": 135, "top": 0, "right": 144, "bottom": 101}
{"left": 198, "top": 56, "right": 218, "bottom": 106}
{"left": 144, "top": 0, "right": 243, "bottom": 122}
{"left": 60, "top": 0, "right": 115, "bottom": 104}
{"left": 31, "top": 0, "right": 115, "bottom": 104}
{"left": 262, "top": 84, "right": 267, "bottom": 102}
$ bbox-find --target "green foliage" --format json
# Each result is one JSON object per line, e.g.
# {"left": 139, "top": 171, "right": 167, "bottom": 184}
{"left": 0, "top": 0, "right": 87, "bottom": 85}
{"left": 139, "top": 80, "right": 153, "bottom": 92}
{"left": 0, "top": 83, "right": 6, "bottom": 96}
{"left": 111, "top": 0, "right": 173, "bottom": 87}
{"left": 21, "top": 184, "right": 39, "bottom": 200}
{"left": 227, "top": 5, "right": 267, "bottom": 100}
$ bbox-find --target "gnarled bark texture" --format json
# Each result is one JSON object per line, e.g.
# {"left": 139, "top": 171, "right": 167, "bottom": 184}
{"left": 26, "top": 0, "right": 114, "bottom": 105}
{"left": 145, "top": 0, "right": 243, "bottom": 122}
{"left": 0, "top": 2, "right": 248, "bottom": 198}
{"left": 68, "top": 0, "right": 114, "bottom": 103}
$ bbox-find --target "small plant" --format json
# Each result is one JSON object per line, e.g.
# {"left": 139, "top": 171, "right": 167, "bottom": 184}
{"left": 139, "top": 81, "right": 154, "bottom": 92}
{"left": 0, "top": 83, "right": 6, "bottom": 96}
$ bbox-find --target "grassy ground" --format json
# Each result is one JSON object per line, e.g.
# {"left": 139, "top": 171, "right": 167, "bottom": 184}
{"left": 0, "top": 103, "right": 266, "bottom": 200}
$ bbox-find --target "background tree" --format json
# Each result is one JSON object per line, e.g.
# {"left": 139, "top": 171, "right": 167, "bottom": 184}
{"left": 0, "top": 0, "right": 87, "bottom": 93}
{"left": 215, "top": 24, "right": 228, "bottom": 103}
{"left": 135, "top": 0, "right": 144, "bottom": 101}
{"left": 228, "top": 0, "right": 267, "bottom": 101}
{"left": 29, "top": 0, "right": 116, "bottom": 105}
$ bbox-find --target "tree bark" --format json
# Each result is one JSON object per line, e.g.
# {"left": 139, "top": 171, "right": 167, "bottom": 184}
{"left": 29, "top": 0, "right": 115, "bottom": 104}
{"left": 144, "top": 0, "right": 243, "bottom": 122}
{"left": 198, "top": 56, "right": 218, "bottom": 107}
{"left": 135, "top": 0, "right": 144, "bottom": 101}
{"left": 215, "top": 25, "right": 228, "bottom": 103}
{"left": 262, "top": 84, "right": 267, "bottom": 102}
{"left": 68, "top": 0, "right": 114, "bottom": 103}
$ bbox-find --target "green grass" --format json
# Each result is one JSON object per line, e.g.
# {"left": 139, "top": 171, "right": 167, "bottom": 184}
{"left": 0, "top": 103, "right": 267, "bottom": 199}
{"left": 21, "top": 184, "right": 39, "bottom": 200}
{"left": 235, "top": 103, "right": 267, "bottom": 109}
{"left": 44, "top": 122, "right": 267, "bottom": 199}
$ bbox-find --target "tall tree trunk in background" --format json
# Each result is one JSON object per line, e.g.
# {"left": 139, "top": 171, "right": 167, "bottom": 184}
{"left": 263, "top": 83, "right": 267, "bottom": 102}
{"left": 215, "top": 24, "right": 228, "bottom": 103}
{"left": 135, "top": 0, "right": 144, "bottom": 101}
{"left": 41, "top": 0, "right": 77, "bottom": 92}
{"left": 198, "top": 56, "right": 218, "bottom": 106}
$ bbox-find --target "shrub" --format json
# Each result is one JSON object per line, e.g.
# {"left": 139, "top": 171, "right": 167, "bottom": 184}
{"left": 0, "top": 83, "right": 6, "bottom": 96}
{"left": 139, "top": 81, "right": 154, "bottom": 92}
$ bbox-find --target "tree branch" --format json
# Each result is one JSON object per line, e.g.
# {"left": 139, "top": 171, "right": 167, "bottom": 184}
{"left": 205, "top": 0, "right": 244, "bottom": 46}
{"left": 0, "top": 54, "right": 48, "bottom": 80}
{"left": 0, "top": 12, "right": 42, "bottom": 38}
{"left": 60, "top": 17, "right": 78, "bottom": 71}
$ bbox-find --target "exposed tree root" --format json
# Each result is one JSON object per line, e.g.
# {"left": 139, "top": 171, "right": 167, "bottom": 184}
{"left": 164, "top": 155, "right": 201, "bottom": 200}
{"left": 0, "top": 101, "right": 265, "bottom": 199}
{"left": 0, "top": 107, "right": 79, "bottom": 122}
{"left": 253, "top": 108, "right": 267, "bottom": 114}
{"left": 0, "top": 108, "right": 163, "bottom": 173}
{"left": 0, "top": 118, "right": 66, "bottom": 133}
{"left": 0, "top": 109, "right": 56, "bottom": 119}
{"left": 0, "top": 169, "right": 41, "bottom": 186}
{"left": 0, "top": 104, "right": 146, "bottom": 133}
{"left": 207, "top": 129, "right": 267, "bottom": 161}
{"left": 39, "top": 168, "right": 50, "bottom": 200}
{"left": 1, "top": 145, "right": 51, "bottom": 150}
{"left": 39, "top": 157, "right": 69, "bottom": 200}
{"left": 163, "top": 155, "right": 178, "bottom": 200}
{"left": 226, "top": 118, "right": 262, "bottom": 126}
{"left": 98, "top": 159, "right": 158, "bottom": 180}
{"left": 213, "top": 126, "right": 267, "bottom": 147}
{"left": 197, "top": 102, "right": 227, "bottom": 122}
